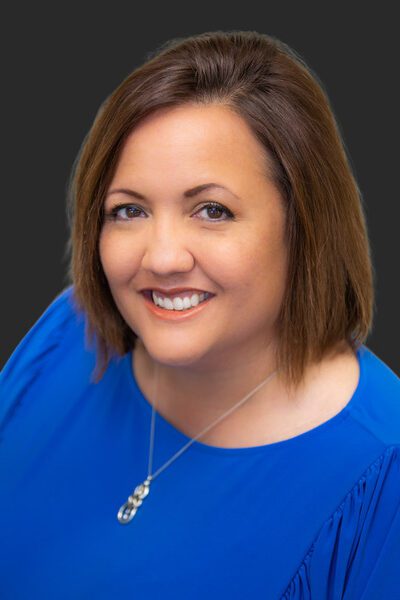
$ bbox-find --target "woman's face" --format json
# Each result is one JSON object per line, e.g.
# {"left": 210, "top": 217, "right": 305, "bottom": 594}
{"left": 99, "top": 103, "right": 288, "bottom": 371}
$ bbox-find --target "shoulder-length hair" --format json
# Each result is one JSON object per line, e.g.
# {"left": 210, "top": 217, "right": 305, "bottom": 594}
{"left": 64, "top": 29, "right": 375, "bottom": 391}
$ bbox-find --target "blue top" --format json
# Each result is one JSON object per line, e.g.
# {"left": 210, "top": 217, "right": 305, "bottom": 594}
{"left": 1, "top": 285, "right": 399, "bottom": 600}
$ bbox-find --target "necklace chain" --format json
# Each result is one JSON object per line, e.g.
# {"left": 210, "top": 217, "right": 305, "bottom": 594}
{"left": 117, "top": 364, "right": 279, "bottom": 524}
{"left": 148, "top": 366, "right": 278, "bottom": 480}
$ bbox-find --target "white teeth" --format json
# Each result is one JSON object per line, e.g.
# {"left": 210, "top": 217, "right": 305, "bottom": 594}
{"left": 151, "top": 291, "right": 209, "bottom": 311}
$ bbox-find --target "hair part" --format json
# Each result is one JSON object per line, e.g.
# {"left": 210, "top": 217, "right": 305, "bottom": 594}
{"left": 64, "top": 29, "right": 375, "bottom": 393}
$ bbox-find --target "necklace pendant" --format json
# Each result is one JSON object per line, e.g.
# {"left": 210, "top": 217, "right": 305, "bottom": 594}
{"left": 117, "top": 477, "right": 151, "bottom": 524}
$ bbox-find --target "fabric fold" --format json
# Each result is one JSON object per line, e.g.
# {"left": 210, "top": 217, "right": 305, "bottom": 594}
{"left": 280, "top": 444, "right": 400, "bottom": 599}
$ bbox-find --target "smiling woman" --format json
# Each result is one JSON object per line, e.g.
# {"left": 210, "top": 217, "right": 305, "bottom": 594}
{"left": 1, "top": 30, "right": 399, "bottom": 600}
{"left": 98, "top": 102, "right": 289, "bottom": 410}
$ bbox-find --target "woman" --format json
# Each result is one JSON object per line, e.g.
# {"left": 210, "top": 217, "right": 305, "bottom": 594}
{"left": 1, "top": 30, "right": 399, "bottom": 599}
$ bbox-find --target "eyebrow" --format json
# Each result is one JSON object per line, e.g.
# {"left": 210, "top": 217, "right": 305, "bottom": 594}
{"left": 106, "top": 182, "right": 240, "bottom": 200}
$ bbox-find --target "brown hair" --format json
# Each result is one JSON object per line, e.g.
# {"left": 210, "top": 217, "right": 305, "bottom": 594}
{"left": 64, "top": 29, "right": 375, "bottom": 391}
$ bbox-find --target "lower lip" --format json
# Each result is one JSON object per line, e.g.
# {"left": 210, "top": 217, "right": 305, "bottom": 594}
{"left": 141, "top": 292, "right": 215, "bottom": 321}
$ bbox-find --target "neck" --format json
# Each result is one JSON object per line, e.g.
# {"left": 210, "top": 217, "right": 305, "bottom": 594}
{"left": 132, "top": 337, "right": 288, "bottom": 442}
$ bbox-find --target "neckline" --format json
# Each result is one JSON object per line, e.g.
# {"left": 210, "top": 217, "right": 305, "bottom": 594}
{"left": 124, "top": 344, "right": 368, "bottom": 456}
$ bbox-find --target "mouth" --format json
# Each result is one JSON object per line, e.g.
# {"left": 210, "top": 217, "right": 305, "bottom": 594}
{"left": 140, "top": 290, "right": 215, "bottom": 319}
{"left": 142, "top": 290, "right": 214, "bottom": 304}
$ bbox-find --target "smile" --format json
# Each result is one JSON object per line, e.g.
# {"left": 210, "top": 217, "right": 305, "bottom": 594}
{"left": 141, "top": 291, "right": 215, "bottom": 321}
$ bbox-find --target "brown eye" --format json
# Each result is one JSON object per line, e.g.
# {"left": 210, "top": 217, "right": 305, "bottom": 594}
{"left": 106, "top": 204, "right": 144, "bottom": 221}
{"left": 195, "top": 202, "right": 234, "bottom": 222}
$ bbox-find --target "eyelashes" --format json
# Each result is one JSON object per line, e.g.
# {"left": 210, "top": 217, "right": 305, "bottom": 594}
{"left": 104, "top": 201, "right": 235, "bottom": 224}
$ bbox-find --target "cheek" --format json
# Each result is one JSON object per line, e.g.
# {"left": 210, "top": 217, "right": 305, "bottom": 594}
{"left": 198, "top": 239, "right": 252, "bottom": 295}
{"left": 99, "top": 230, "right": 141, "bottom": 283}
{"left": 231, "top": 232, "right": 288, "bottom": 304}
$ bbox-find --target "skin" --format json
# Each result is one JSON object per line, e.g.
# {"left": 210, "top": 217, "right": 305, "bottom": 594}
{"left": 99, "top": 103, "right": 360, "bottom": 448}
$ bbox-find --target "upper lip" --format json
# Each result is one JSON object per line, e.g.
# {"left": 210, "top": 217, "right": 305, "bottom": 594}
{"left": 141, "top": 287, "right": 214, "bottom": 296}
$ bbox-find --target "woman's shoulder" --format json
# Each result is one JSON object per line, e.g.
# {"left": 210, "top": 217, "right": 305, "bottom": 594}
{"left": 0, "top": 285, "right": 88, "bottom": 431}
{"left": 280, "top": 441, "right": 400, "bottom": 599}
{"left": 349, "top": 345, "right": 400, "bottom": 447}
{"left": 279, "top": 347, "right": 400, "bottom": 599}
{"left": 2, "top": 285, "right": 83, "bottom": 376}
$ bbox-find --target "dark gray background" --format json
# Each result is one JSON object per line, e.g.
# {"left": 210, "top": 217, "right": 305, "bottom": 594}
{"left": 2, "top": 3, "right": 399, "bottom": 374}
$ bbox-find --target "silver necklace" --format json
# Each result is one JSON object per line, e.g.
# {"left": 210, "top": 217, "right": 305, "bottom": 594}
{"left": 117, "top": 364, "right": 279, "bottom": 524}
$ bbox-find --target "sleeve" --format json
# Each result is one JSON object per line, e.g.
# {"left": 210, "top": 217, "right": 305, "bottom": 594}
{"left": 0, "top": 285, "right": 82, "bottom": 434}
{"left": 280, "top": 444, "right": 400, "bottom": 599}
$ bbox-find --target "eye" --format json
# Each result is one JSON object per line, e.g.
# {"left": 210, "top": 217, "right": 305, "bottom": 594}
{"left": 104, "top": 201, "right": 234, "bottom": 223}
{"left": 195, "top": 202, "right": 234, "bottom": 222}
{"left": 105, "top": 204, "right": 144, "bottom": 221}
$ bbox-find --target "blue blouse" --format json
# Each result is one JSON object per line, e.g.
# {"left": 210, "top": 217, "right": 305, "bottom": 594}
{"left": 1, "top": 285, "right": 399, "bottom": 599}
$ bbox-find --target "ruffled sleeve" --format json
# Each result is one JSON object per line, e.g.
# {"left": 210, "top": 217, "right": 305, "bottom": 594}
{"left": 0, "top": 285, "right": 81, "bottom": 434}
{"left": 280, "top": 444, "right": 400, "bottom": 600}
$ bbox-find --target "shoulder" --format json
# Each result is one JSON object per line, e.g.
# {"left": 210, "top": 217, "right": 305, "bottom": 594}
{"left": 2, "top": 285, "right": 83, "bottom": 377}
{"left": 360, "top": 344, "right": 400, "bottom": 394}
{"left": 349, "top": 345, "right": 400, "bottom": 446}
{"left": 280, "top": 442, "right": 400, "bottom": 599}
{"left": 0, "top": 285, "right": 88, "bottom": 431}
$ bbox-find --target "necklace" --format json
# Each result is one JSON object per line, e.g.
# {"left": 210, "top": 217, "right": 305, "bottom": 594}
{"left": 117, "top": 363, "right": 279, "bottom": 524}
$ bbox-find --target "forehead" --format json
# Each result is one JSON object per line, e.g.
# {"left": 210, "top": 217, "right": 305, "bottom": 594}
{"left": 113, "top": 104, "right": 271, "bottom": 181}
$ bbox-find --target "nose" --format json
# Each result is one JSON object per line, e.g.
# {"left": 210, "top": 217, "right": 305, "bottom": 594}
{"left": 140, "top": 218, "right": 195, "bottom": 276}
